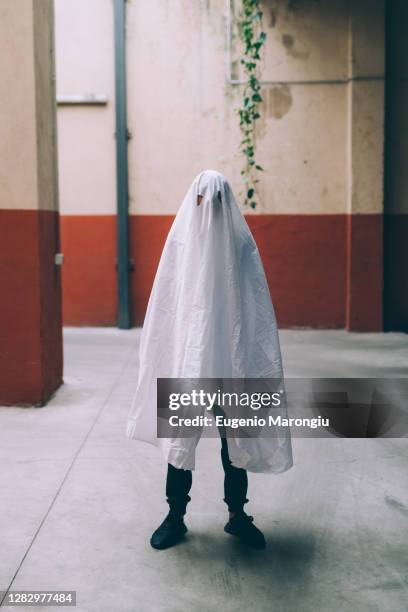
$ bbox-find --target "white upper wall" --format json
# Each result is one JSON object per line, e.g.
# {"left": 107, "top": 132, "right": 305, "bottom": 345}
{"left": 55, "top": 0, "right": 116, "bottom": 215}
{"left": 126, "top": 0, "right": 351, "bottom": 214}
{"left": 55, "top": 0, "right": 384, "bottom": 216}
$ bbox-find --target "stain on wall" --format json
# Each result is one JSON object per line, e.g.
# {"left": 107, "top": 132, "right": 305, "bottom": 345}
{"left": 265, "top": 85, "right": 293, "bottom": 119}
{"left": 282, "top": 33, "right": 310, "bottom": 59}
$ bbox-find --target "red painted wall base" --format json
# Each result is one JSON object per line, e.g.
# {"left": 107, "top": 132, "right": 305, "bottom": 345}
{"left": 60, "top": 213, "right": 384, "bottom": 331}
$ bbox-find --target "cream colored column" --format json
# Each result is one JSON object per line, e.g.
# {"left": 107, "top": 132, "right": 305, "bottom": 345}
{"left": 0, "top": 0, "right": 63, "bottom": 405}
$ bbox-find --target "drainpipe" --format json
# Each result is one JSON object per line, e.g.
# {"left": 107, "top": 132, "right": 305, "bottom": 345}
{"left": 113, "top": 0, "right": 131, "bottom": 329}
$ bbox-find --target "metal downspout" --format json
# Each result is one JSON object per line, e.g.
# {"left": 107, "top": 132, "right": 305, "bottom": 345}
{"left": 113, "top": 0, "right": 131, "bottom": 329}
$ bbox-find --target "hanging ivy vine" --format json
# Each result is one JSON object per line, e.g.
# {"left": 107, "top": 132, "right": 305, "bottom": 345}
{"left": 237, "top": 0, "right": 266, "bottom": 208}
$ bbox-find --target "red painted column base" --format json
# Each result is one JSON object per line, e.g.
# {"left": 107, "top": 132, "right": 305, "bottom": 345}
{"left": 0, "top": 210, "right": 63, "bottom": 406}
{"left": 60, "top": 213, "right": 384, "bottom": 331}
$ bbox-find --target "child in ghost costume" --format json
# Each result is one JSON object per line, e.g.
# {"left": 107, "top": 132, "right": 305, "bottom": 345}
{"left": 126, "top": 170, "right": 293, "bottom": 550}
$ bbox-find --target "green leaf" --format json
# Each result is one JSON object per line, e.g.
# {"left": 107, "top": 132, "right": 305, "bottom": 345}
{"left": 238, "top": 0, "right": 265, "bottom": 210}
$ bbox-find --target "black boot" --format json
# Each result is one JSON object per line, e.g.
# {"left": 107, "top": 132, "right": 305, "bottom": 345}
{"left": 224, "top": 511, "right": 266, "bottom": 549}
{"left": 151, "top": 464, "right": 192, "bottom": 550}
{"left": 150, "top": 512, "right": 188, "bottom": 550}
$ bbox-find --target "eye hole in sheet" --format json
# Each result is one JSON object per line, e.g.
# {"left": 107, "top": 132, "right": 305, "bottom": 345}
{"left": 197, "top": 191, "right": 222, "bottom": 206}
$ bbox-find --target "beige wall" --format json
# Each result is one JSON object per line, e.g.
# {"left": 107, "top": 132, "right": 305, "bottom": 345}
{"left": 348, "top": 0, "right": 385, "bottom": 215}
{"left": 55, "top": 0, "right": 116, "bottom": 215}
{"left": 55, "top": 0, "right": 385, "bottom": 217}
{"left": 126, "top": 0, "right": 346, "bottom": 214}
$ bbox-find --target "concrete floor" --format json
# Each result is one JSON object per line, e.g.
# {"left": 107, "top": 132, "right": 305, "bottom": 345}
{"left": 1, "top": 328, "right": 408, "bottom": 612}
